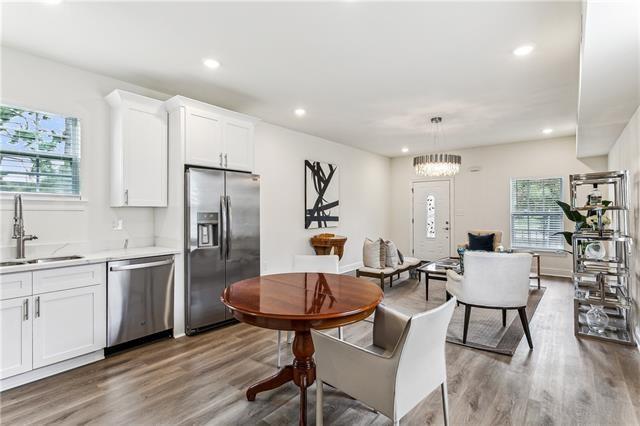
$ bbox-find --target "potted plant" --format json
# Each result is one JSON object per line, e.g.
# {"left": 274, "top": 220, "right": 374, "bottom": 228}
{"left": 554, "top": 200, "right": 611, "bottom": 252}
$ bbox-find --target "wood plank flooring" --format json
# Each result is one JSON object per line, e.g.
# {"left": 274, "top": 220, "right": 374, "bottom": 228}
{"left": 1, "top": 275, "right": 639, "bottom": 425}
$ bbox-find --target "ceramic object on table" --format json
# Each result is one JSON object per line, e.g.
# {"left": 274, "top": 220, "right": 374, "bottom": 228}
{"left": 585, "top": 242, "right": 606, "bottom": 260}
{"left": 585, "top": 304, "right": 609, "bottom": 334}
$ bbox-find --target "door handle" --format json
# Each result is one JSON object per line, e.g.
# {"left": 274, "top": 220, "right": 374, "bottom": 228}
{"left": 220, "top": 195, "right": 227, "bottom": 260}
{"left": 23, "top": 298, "right": 29, "bottom": 321}
{"left": 109, "top": 259, "right": 174, "bottom": 272}
{"left": 226, "top": 195, "right": 232, "bottom": 258}
{"left": 35, "top": 296, "right": 40, "bottom": 318}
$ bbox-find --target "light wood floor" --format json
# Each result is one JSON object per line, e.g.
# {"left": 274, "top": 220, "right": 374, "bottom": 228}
{"left": 1, "top": 276, "right": 639, "bottom": 425}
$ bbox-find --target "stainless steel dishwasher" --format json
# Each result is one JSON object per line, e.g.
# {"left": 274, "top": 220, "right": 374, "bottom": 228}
{"left": 107, "top": 255, "right": 175, "bottom": 348}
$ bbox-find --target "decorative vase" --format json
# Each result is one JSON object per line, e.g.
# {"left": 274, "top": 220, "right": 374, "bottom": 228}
{"left": 585, "top": 305, "right": 609, "bottom": 334}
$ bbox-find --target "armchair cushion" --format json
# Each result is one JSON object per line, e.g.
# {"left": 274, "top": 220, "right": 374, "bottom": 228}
{"left": 468, "top": 232, "right": 495, "bottom": 251}
{"left": 372, "top": 304, "right": 410, "bottom": 352}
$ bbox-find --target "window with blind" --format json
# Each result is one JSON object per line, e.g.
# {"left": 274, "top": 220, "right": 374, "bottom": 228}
{"left": 0, "top": 105, "right": 80, "bottom": 196}
{"left": 510, "top": 177, "right": 564, "bottom": 250}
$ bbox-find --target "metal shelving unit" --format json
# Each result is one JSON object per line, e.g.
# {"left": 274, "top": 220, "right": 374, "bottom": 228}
{"left": 570, "top": 170, "right": 635, "bottom": 346}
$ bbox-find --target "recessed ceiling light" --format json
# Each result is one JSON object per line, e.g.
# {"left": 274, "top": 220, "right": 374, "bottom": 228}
{"left": 401, "top": 147, "right": 409, "bottom": 153}
{"left": 294, "top": 108, "right": 306, "bottom": 117}
{"left": 513, "top": 44, "right": 535, "bottom": 56}
{"left": 203, "top": 58, "right": 221, "bottom": 69}
{"left": 542, "top": 128, "right": 553, "bottom": 134}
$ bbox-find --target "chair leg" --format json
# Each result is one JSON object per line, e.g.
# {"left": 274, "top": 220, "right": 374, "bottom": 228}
{"left": 338, "top": 327, "right": 344, "bottom": 340}
{"left": 380, "top": 273, "right": 385, "bottom": 290}
{"left": 462, "top": 305, "right": 471, "bottom": 344}
{"left": 502, "top": 309, "right": 507, "bottom": 327}
{"left": 441, "top": 381, "right": 450, "bottom": 426}
{"left": 393, "top": 420, "right": 399, "bottom": 426}
{"left": 276, "top": 330, "right": 282, "bottom": 369}
{"left": 390, "top": 274, "right": 393, "bottom": 287}
{"left": 316, "top": 379, "right": 324, "bottom": 426}
{"left": 518, "top": 307, "right": 533, "bottom": 349}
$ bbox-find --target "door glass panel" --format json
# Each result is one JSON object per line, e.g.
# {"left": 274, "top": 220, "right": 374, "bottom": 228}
{"left": 426, "top": 195, "right": 436, "bottom": 238}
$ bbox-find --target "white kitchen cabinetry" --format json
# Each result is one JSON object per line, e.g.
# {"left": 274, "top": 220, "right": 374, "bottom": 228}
{"left": 106, "top": 89, "right": 168, "bottom": 207}
{"left": 0, "top": 297, "right": 32, "bottom": 379}
{"left": 165, "top": 95, "right": 259, "bottom": 172}
{"left": 0, "top": 263, "right": 106, "bottom": 386}
{"left": 32, "top": 285, "right": 105, "bottom": 369}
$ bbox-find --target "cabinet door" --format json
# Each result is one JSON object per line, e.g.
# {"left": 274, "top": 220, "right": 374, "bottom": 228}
{"left": 223, "top": 119, "right": 254, "bottom": 172}
{"left": 185, "top": 107, "right": 224, "bottom": 168}
{"left": 123, "top": 106, "right": 168, "bottom": 206}
{"left": 32, "top": 285, "right": 105, "bottom": 369}
{"left": 1, "top": 297, "right": 32, "bottom": 379}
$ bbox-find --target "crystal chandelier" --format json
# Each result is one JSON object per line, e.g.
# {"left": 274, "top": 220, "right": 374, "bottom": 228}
{"left": 413, "top": 117, "right": 461, "bottom": 177}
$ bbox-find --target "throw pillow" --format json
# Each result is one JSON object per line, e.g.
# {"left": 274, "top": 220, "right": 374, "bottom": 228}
{"left": 397, "top": 249, "right": 405, "bottom": 265}
{"left": 378, "top": 238, "right": 387, "bottom": 268}
{"left": 363, "top": 238, "right": 383, "bottom": 269}
{"left": 384, "top": 240, "right": 400, "bottom": 268}
{"left": 468, "top": 232, "right": 495, "bottom": 251}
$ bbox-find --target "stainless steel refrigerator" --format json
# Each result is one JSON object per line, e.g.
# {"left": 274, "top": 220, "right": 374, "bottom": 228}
{"left": 185, "top": 167, "right": 260, "bottom": 335}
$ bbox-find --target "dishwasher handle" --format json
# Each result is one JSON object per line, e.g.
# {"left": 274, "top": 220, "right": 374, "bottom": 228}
{"left": 110, "top": 258, "right": 174, "bottom": 272}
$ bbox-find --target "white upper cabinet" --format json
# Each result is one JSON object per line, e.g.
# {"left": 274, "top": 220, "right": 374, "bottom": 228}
{"left": 165, "top": 96, "right": 259, "bottom": 172}
{"left": 106, "top": 89, "right": 168, "bottom": 207}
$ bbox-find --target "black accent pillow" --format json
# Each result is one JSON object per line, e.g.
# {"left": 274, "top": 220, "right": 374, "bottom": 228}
{"left": 397, "top": 249, "right": 405, "bottom": 264}
{"left": 468, "top": 233, "right": 495, "bottom": 251}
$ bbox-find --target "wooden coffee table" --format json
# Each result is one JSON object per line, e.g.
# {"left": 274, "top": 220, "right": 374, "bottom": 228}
{"left": 221, "top": 272, "right": 383, "bottom": 426}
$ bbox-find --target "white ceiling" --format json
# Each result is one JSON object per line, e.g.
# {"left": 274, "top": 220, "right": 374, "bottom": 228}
{"left": 1, "top": 1, "right": 581, "bottom": 158}
{"left": 576, "top": 0, "right": 640, "bottom": 158}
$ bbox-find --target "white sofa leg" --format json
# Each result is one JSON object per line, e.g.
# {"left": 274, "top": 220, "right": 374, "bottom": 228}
{"left": 441, "top": 381, "right": 450, "bottom": 426}
{"left": 316, "top": 379, "right": 324, "bottom": 426}
{"left": 276, "top": 330, "right": 282, "bottom": 369}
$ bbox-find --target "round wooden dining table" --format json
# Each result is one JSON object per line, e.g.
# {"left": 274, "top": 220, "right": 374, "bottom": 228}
{"left": 221, "top": 272, "right": 383, "bottom": 426}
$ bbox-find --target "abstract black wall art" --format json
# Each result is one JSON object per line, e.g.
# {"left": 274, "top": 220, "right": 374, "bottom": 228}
{"left": 305, "top": 160, "right": 339, "bottom": 229}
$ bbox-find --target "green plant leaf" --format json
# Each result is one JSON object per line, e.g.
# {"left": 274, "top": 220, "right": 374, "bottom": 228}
{"left": 552, "top": 231, "right": 574, "bottom": 246}
{"left": 556, "top": 200, "right": 585, "bottom": 223}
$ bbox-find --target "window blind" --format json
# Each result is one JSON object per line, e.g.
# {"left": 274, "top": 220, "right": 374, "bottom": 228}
{"left": 511, "top": 177, "right": 564, "bottom": 250}
{"left": 0, "top": 105, "right": 80, "bottom": 196}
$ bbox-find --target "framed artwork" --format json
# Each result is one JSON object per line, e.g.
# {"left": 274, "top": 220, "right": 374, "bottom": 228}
{"left": 305, "top": 160, "right": 339, "bottom": 229}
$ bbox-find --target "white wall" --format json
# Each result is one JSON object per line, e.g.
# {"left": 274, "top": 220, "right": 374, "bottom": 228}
{"left": 0, "top": 47, "right": 170, "bottom": 258}
{"left": 255, "top": 123, "right": 390, "bottom": 273}
{"left": 608, "top": 105, "right": 640, "bottom": 342}
{"left": 390, "top": 136, "right": 608, "bottom": 277}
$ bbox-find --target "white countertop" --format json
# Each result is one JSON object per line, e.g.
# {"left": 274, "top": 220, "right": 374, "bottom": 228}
{"left": 0, "top": 246, "right": 181, "bottom": 274}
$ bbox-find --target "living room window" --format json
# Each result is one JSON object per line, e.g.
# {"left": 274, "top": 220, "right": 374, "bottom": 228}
{"left": 0, "top": 105, "right": 81, "bottom": 196}
{"left": 510, "top": 177, "right": 564, "bottom": 251}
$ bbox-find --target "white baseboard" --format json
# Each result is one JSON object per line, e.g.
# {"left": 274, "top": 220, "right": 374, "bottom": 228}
{"left": 539, "top": 267, "right": 572, "bottom": 278}
{"left": 340, "top": 261, "right": 363, "bottom": 274}
{"left": 0, "top": 350, "right": 104, "bottom": 392}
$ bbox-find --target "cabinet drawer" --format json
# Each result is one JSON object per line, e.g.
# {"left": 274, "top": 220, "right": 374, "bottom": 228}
{"left": 33, "top": 264, "right": 105, "bottom": 294}
{"left": 0, "top": 272, "right": 33, "bottom": 301}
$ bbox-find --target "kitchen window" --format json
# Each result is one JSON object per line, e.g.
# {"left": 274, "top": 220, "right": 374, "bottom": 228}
{"left": 510, "top": 177, "right": 564, "bottom": 251}
{"left": 0, "top": 104, "right": 81, "bottom": 196}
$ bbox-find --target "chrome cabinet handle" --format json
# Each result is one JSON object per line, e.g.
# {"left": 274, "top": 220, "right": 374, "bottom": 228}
{"left": 35, "top": 296, "right": 40, "bottom": 318}
{"left": 224, "top": 153, "right": 228, "bottom": 168}
{"left": 220, "top": 195, "right": 227, "bottom": 260}
{"left": 23, "top": 298, "right": 29, "bottom": 321}
{"left": 219, "top": 153, "right": 223, "bottom": 166}
{"left": 124, "top": 189, "right": 129, "bottom": 205}
{"left": 109, "top": 259, "right": 174, "bottom": 272}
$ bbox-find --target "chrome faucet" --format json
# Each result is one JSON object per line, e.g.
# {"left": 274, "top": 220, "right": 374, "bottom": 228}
{"left": 12, "top": 194, "right": 38, "bottom": 258}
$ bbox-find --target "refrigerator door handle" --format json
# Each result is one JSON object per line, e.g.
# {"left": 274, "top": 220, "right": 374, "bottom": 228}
{"left": 220, "top": 195, "right": 227, "bottom": 260}
{"left": 226, "top": 195, "right": 232, "bottom": 258}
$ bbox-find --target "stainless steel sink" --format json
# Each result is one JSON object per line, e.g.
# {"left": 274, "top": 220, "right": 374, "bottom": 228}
{"left": 0, "top": 260, "right": 27, "bottom": 267}
{"left": 25, "top": 255, "right": 84, "bottom": 264}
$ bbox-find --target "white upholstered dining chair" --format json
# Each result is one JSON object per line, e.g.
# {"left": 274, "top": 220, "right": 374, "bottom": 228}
{"left": 312, "top": 297, "right": 456, "bottom": 426}
{"left": 276, "top": 254, "right": 340, "bottom": 369}
{"left": 445, "top": 251, "right": 534, "bottom": 349}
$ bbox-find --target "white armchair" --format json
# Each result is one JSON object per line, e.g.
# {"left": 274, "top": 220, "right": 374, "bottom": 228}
{"left": 445, "top": 251, "right": 533, "bottom": 349}
{"left": 276, "top": 255, "right": 340, "bottom": 368}
{"left": 312, "top": 298, "right": 456, "bottom": 426}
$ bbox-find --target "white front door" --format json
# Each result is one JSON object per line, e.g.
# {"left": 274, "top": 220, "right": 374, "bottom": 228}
{"left": 412, "top": 180, "right": 451, "bottom": 261}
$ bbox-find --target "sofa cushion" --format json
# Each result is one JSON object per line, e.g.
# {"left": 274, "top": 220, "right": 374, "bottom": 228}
{"left": 363, "top": 238, "right": 383, "bottom": 269}
{"left": 468, "top": 232, "right": 495, "bottom": 251}
{"left": 402, "top": 256, "right": 421, "bottom": 266}
{"left": 358, "top": 266, "right": 397, "bottom": 274}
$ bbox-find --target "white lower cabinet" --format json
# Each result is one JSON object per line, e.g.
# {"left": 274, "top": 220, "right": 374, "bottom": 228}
{"left": 0, "top": 263, "right": 106, "bottom": 385}
{"left": 0, "top": 297, "right": 32, "bottom": 379}
{"left": 32, "top": 285, "right": 105, "bottom": 369}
